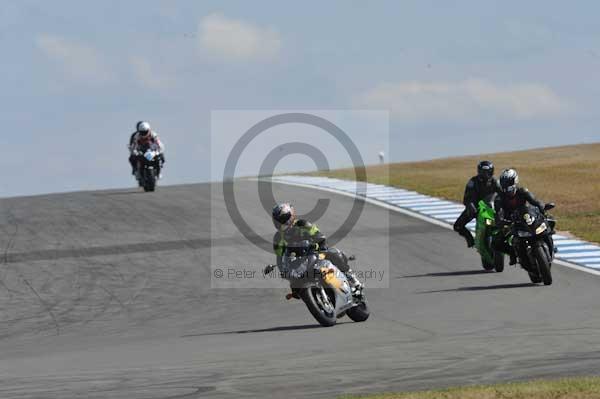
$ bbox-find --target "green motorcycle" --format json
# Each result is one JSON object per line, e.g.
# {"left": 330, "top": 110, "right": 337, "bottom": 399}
{"left": 475, "top": 200, "right": 505, "bottom": 272}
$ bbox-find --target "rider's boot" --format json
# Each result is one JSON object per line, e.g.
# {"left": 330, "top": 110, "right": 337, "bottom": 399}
{"left": 509, "top": 250, "right": 517, "bottom": 265}
{"left": 455, "top": 227, "right": 475, "bottom": 248}
{"left": 129, "top": 156, "right": 137, "bottom": 176}
{"left": 286, "top": 288, "right": 300, "bottom": 300}
{"left": 345, "top": 269, "right": 363, "bottom": 296}
{"left": 465, "top": 233, "right": 475, "bottom": 248}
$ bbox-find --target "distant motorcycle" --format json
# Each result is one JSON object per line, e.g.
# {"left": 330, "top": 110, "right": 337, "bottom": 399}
{"left": 474, "top": 200, "right": 504, "bottom": 272}
{"left": 135, "top": 145, "right": 161, "bottom": 192}
{"left": 503, "top": 203, "right": 556, "bottom": 285}
{"left": 265, "top": 241, "right": 369, "bottom": 327}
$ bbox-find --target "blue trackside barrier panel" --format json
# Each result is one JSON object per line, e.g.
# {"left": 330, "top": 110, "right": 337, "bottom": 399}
{"left": 272, "top": 176, "right": 600, "bottom": 272}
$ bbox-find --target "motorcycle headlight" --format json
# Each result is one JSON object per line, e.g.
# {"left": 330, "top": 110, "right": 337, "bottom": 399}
{"left": 517, "top": 230, "right": 532, "bottom": 238}
{"left": 523, "top": 213, "right": 535, "bottom": 225}
{"left": 485, "top": 219, "right": 493, "bottom": 226}
{"left": 535, "top": 223, "right": 547, "bottom": 235}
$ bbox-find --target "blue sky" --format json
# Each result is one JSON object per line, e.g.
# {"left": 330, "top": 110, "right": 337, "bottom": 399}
{"left": 1, "top": 0, "right": 599, "bottom": 197}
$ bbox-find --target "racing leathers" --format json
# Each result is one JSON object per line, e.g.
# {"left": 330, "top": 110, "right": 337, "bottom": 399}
{"left": 453, "top": 176, "right": 501, "bottom": 247}
{"left": 272, "top": 219, "right": 362, "bottom": 296}
{"left": 128, "top": 132, "right": 139, "bottom": 174}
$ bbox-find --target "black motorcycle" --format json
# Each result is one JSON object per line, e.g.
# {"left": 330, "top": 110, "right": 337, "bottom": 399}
{"left": 509, "top": 203, "right": 556, "bottom": 285}
{"left": 135, "top": 145, "right": 161, "bottom": 192}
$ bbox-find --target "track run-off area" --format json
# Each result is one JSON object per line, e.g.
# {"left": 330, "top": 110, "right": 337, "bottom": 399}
{"left": 1, "top": 181, "right": 600, "bottom": 398}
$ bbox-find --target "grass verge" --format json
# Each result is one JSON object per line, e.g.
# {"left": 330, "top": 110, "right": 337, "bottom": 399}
{"left": 313, "top": 143, "right": 600, "bottom": 243}
{"left": 338, "top": 377, "right": 600, "bottom": 399}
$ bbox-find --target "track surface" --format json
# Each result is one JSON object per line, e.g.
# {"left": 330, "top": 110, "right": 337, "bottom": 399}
{"left": 1, "top": 182, "right": 600, "bottom": 398}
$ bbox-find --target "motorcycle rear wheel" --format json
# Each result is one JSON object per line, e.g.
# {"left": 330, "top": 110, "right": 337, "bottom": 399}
{"left": 347, "top": 301, "right": 370, "bottom": 322}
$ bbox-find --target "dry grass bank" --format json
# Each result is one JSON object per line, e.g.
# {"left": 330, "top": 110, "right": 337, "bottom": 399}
{"left": 314, "top": 143, "right": 600, "bottom": 243}
{"left": 339, "top": 377, "right": 600, "bottom": 399}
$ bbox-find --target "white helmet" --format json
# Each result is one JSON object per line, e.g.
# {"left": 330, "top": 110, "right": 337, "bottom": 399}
{"left": 137, "top": 121, "right": 151, "bottom": 135}
{"left": 499, "top": 168, "right": 519, "bottom": 196}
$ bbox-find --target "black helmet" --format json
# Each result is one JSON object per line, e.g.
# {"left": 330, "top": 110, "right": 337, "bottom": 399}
{"left": 272, "top": 203, "right": 296, "bottom": 230}
{"left": 499, "top": 168, "right": 519, "bottom": 196}
{"left": 477, "top": 160, "right": 494, "bottom": 181}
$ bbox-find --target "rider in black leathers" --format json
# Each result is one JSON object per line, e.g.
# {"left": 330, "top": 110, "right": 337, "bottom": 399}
{"left": 454, "top": 161, "right": 501, "bottom": 247}
{"left": 493, "top": 168, "right": 546, "bottom": 265}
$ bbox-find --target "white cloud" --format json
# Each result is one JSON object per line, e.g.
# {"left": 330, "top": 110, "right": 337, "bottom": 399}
{"left": 35, "top": 34, "right": 114, "bottom": 84}
{"left": 357, "top": 78, "right": 570, "bottom": 121}
{"left": 198, "top": 13, "right": 281, "bottom": 60}
{"left": 129, "top": 58, "right": 175, "bottom": 90}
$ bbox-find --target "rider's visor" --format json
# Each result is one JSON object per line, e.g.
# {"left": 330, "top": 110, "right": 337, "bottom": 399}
{"left": 273, "top": 214, "right": 293, "bottom": 230}
{"left": 503, "top": 185, "right": 517, "bottom": 195}
{"left": 478, "top": 169, "right": 493, "bottom": 179}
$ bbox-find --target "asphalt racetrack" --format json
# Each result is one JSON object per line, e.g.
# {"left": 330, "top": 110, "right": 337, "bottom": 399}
{"left": 1, "top": 181, "right": 600, "bottom": 398}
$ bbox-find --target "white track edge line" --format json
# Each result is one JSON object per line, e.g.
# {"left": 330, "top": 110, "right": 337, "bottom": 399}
{"left": 267, "top": 178, "right": 600, "bottom": 277}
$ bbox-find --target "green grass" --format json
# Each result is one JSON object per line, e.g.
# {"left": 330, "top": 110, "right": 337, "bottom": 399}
{"left": 338, "top": 377, "right": 600, "bottom": 399}
{"left": 312, "top": 143, "right": 600, "bottom": 243}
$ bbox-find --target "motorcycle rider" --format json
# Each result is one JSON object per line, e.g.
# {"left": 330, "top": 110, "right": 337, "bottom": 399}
{"left": 494, "top": 168, "right": 546, "bottom": 265}
{"left": 453, "top": 160, "right": 501, "bottom": 247}
{"left": 129, "top": 121, "right": 165, "bottom": 180}
{"left": 269, "top": 203, "right": 363, "bottom": 297}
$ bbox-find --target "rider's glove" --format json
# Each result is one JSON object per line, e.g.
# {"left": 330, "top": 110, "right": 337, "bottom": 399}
{"left": 264, "top": 264, "right": 276, "bottom": 275}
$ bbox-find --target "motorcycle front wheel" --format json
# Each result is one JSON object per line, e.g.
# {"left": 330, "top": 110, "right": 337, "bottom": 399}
{"left": 143, "top": 169, "right": 156, "bottom": 192}
{"left": 493, "top": 251, "right": 505, "bottom": 273}
{"left": 535, "top": 244, "right": 552, "bottom": 286}
{"left": 301, "top": 287, "right": 337, "bottom": 327}
{"left": 480, "top": 256, "right": 495, "bottom": 271}
{"left": 480, "top": 235, "right": 496, "bottom": 271}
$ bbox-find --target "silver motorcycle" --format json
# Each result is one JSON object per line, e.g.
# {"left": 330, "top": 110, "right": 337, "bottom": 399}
{"left": 265, "top": 240, "right": 370, "bottom": 327}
